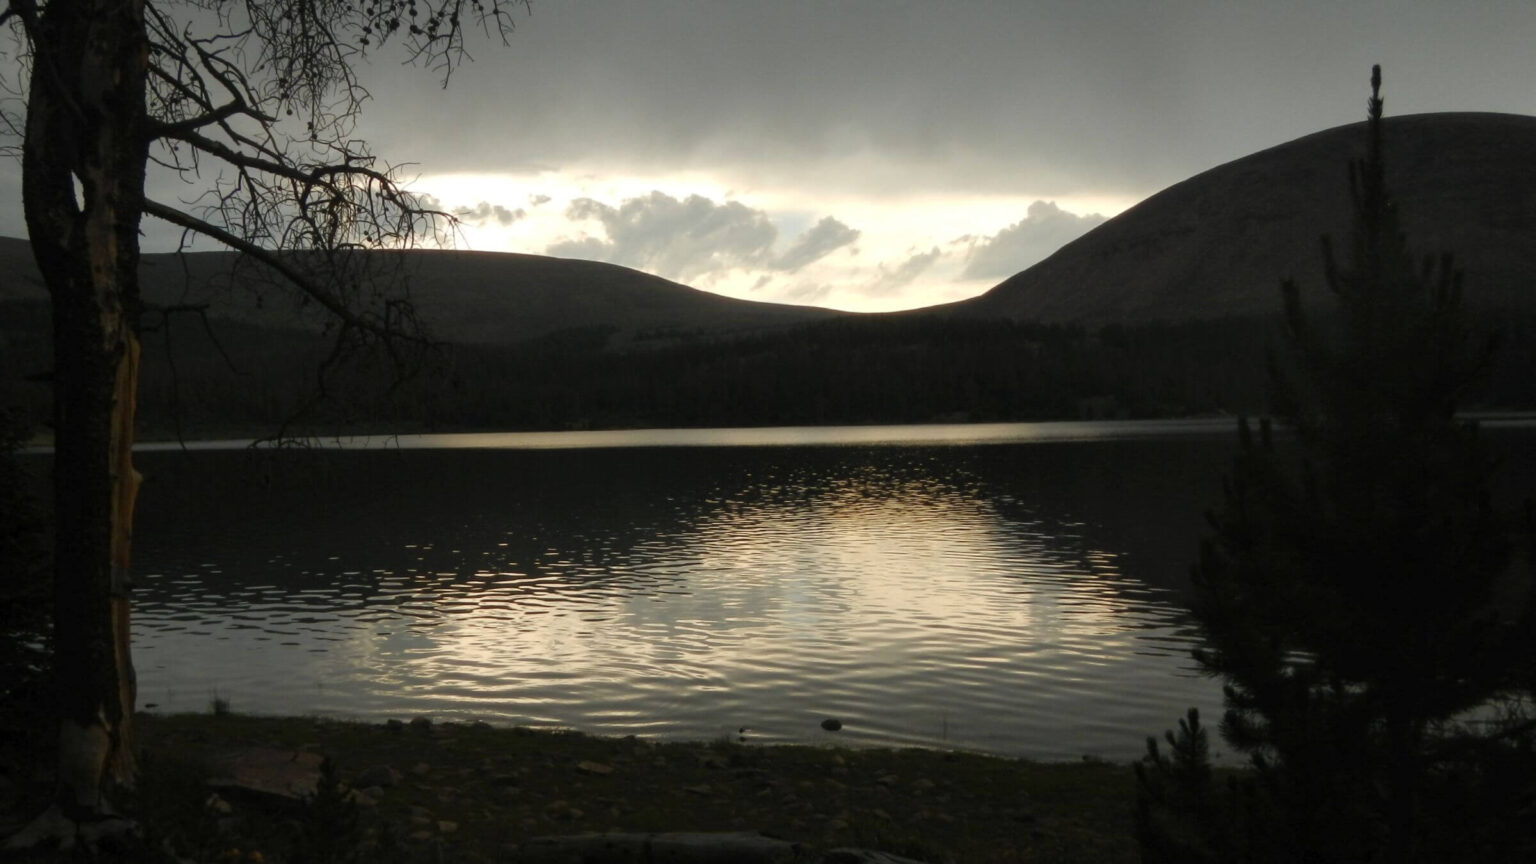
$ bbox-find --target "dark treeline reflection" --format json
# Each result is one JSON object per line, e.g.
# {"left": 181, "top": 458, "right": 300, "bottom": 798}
{"left": 132, "top": 438, "right": 1232, "bottom": 600}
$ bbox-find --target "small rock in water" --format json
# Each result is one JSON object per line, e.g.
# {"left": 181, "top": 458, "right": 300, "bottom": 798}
{"left": 821, "top": 718, "right": 843, "bottom": 732}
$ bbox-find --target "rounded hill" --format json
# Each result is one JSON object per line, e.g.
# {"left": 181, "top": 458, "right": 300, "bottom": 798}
{"left": 954, "top": 113, "right": 1536, "bottom": 324}
{"left": 0, "top": 238, "right": 838, "bottom": 346}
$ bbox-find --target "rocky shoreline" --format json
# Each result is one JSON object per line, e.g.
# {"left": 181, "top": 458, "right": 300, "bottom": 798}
{"left": 2, "top": 711, "right": 1139, "bottom": 862}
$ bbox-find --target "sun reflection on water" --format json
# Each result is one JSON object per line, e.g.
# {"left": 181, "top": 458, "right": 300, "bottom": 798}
{"left": 130, "top": 438, "right": 1226, "bottom": 761}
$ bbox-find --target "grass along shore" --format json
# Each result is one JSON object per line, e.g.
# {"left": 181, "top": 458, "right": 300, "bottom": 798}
{"left": 3, "top": 710, "right": 1139, "bottom": 862}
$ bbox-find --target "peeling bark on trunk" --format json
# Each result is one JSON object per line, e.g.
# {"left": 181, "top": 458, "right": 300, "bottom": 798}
{"left": 17, "top": 0, "right": 150, "bottom": 824}
{"left": 109, "top": 335, "right": 141, "bottom": 784}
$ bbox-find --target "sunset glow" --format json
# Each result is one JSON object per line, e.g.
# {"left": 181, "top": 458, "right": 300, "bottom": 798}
{"left": 409, "top": 170, "right": 1133, "bottom": 312}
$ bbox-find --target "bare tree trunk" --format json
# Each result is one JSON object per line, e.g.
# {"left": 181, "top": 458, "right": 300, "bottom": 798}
{"left": 108, "top": 335, "right": 141, "bottom": 785}
{"left": 11, "top": 0, "right": 150, "bottom": 837}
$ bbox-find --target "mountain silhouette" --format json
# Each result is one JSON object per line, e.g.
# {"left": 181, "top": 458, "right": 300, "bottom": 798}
{"left": 5, "top": 114, "right": 1533, "bottom": 344}
{"left": 952, "top": 113, "right": 1536, "bottom": 324}
{"left": 0, "top": 238, "right": 837, "bottom": 345}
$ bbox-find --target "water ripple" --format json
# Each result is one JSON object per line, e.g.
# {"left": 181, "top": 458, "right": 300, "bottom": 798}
{"left": 129, "top": 438, "right": 1240, "bottom": 761}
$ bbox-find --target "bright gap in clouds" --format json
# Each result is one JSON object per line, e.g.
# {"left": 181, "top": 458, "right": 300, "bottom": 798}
{"left": 413, "top": 173, "right": 1130, "bottom": 313}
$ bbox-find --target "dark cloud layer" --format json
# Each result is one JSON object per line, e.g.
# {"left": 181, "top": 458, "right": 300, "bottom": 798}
{"left": 361, "top": 1, "right": 1536, "bottom": 201}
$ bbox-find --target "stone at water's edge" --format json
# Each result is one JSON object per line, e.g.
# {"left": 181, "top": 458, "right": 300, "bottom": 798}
{"left": 514, "top": 832, "right": 932, "bottom": 864}
{"left": 823, "top": 842, "right": 927, "bottom": 854}
{"left": 205, "top": 748, "right": 323, "bottom": 803}
{"left": 516, "top": 832, "right": 805, "bottom": 863}
{"left": 353, "top": 763, "right": 402, "bottom": 788}
{"left": 822, "top": 850, "right": 931, "bottom": 864}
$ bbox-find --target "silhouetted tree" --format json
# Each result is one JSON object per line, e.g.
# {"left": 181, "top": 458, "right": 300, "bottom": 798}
{"left": 1140, "top": 67, "right": 1536, "bottom": 862}
{"left": 0, "top": 0, "right": 524, "bottom": 847}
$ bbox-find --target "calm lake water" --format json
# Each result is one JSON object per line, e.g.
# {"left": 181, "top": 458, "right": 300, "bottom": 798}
{"left": 124, "top": 418, "right": 1536, "bottom": 762}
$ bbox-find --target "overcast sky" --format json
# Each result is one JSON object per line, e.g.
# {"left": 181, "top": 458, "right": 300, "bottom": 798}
{"left": 5, "top": 1, "right": 1536, "bottom": 311}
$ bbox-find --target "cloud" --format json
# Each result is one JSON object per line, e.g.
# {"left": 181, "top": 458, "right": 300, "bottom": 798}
{"left": 961, "top": 200, "right": 1106, "bottom": 280}
{"left": 454, "top": 200, "right": 525, "bottom": 226}
{"left": 528, "top": 194, "right": 552, "bottom": 207}
{"left": 772, "top": 217, "right": 860, "bottom": 273}
{"left": 866, "top": 247, "right": 942, "bottom": 297}
{"left": 546, "top": 191, "right": 859, "bottom": 285}
{"left": 548, "top": 191, "right": 777, "bottom": 282}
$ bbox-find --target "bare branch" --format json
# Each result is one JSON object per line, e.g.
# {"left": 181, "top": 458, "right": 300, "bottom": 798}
{"left": 143, "top": 197, "right": 427, "bottom": 345}
{"left": 151, "top": 97, "right": 269, "bottom": 137}
{"left": 164, "top": 125, "right": 343, "bottom": 187}
{"left": 1, "top": 0, "right": 35, "bottom": 36}
{"left": 143, "top": 300, "right": 244, "bottom": 375}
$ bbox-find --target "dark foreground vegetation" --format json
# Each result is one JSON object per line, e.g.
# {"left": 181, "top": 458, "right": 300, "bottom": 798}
{"left": 1133, "top": 69, "right": 1536, "bottom": 863}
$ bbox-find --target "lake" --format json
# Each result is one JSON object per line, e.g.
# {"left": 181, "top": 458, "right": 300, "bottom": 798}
{"left": 124, "top": 418, "right": 1536, "bottom": 762}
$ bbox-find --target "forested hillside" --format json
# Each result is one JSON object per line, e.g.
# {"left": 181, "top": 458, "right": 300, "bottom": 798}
{"left": 5, "top": 298, "right": 1532, "bottom": 440}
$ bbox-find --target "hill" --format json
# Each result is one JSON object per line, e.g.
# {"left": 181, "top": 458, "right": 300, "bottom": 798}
{"left": 0, "top": 238, "right": 840, "bottom": 345}
{"left": 952, "top": 113, "right": 1536, "bottom": 324}
{"left": 5, "top": 112, "right": 1534, "bottom": 435}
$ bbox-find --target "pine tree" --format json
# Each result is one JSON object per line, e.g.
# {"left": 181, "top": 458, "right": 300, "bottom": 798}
{"left": 1147, "top": 66, "right": 1534, "bottom": 862}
